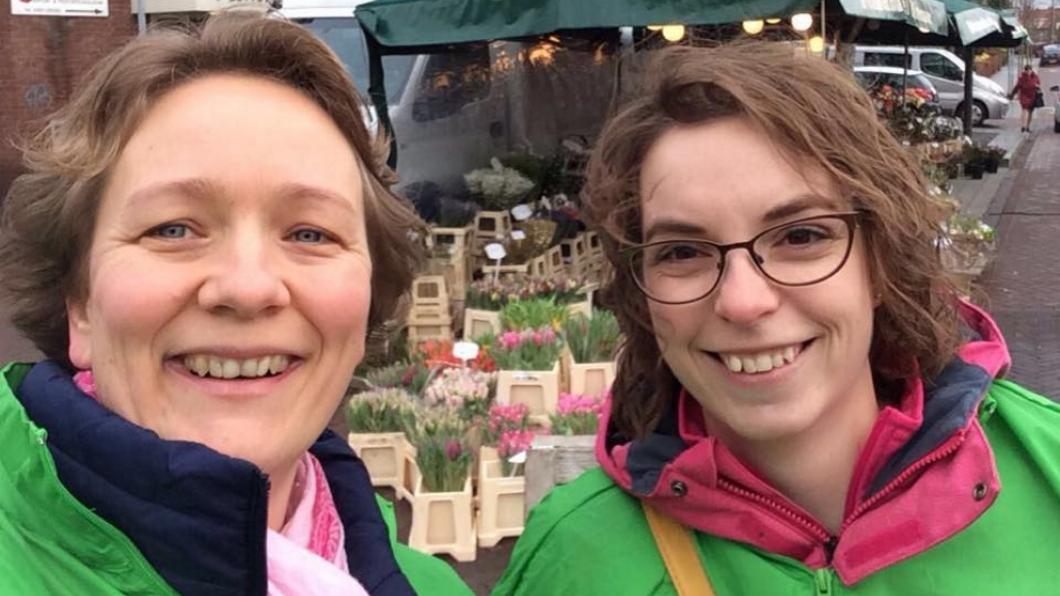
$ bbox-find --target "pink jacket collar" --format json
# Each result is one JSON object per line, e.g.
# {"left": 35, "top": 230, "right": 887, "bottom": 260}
{"left": 596, "top": 300, "right": 1008, "bottom": 585}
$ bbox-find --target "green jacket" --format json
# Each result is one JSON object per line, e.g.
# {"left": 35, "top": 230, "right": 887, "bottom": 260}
{"left": 494, "top": 380, "right": 1060, "bottom": 595}
{"left": 0, "top": 362, "right": 470, "bottom": 595}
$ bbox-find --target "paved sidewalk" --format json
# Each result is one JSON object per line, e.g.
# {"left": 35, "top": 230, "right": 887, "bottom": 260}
{"left": 977, "top": 113, "right": 1060, "bottom": 400}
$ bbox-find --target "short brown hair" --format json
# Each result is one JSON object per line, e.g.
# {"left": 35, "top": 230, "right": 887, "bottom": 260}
{"left": 584, "top": 43, "right": 960, "bottom": 439}
{"left": 0, "top": 11, "right": 424, "bottom": 368}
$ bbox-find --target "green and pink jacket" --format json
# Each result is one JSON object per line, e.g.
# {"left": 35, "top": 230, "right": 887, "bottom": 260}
{"left": 496, "top": 302, "right": 1060, "bottom": 594}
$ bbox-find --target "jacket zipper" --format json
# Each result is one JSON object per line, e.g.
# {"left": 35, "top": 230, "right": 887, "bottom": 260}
{"left": 716, "top": 428, "right": 968, "bottom": 565}
{"left": 837, "top": 429, "right": 967, "bottom": 534}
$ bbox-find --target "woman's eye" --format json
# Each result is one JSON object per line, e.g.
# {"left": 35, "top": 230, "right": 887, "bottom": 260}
{"left": 149, "top": 223, "right": 190, "bottom": 239}
{"left": 290, "top": 228, "right": 329, "bottom": 244}
{"left": 781, "top": 227, "right": 828, "bottom": 246}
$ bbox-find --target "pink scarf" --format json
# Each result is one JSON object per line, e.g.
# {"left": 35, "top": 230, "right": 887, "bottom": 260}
{"left": 72, "top": 371, "right": 367, "bottom": 595}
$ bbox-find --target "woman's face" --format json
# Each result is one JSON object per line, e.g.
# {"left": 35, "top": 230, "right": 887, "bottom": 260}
{"left": 639, "top": 117, "right": 877, "bottom": 447}
{"left": 67, "top": 74, "right": 372, "bottom": 476}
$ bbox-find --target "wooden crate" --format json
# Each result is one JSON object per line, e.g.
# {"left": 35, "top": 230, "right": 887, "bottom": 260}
{"left": 463, "top": 308, "right": 502, "bottom": 341}
{"left": 496, "top": 364, "right": 561, "bottom": 427}
{"left": 408, "top": 476, "right": 477, "bottom": 562}
{"left": 569, "top": 361, "right": 616, "bottom": 398}
{"left": 481, "top": 262, "right": 530, "bottom": 279}
{"left": 474, "top": 211, "right": 512, "bottom": 254}
{"left": 348, "top": 432, "right": 410, "bottom": 494}
{"left": 407, "top": 312, "right": 453, "bottom": 344}
{"left": 525, "top": 435, "right": 596, "bottom": 513}
{"left": 559, "top": 235, "right": 588, "bottom": 278}
{"left": 476, "top": 454, "right": 526, "bottom": 547}
{"left": 427, "top": 225, "right": 475, "bottom": 257}
{"left": 410, "top": 275, "right": 450, "bottom": 317}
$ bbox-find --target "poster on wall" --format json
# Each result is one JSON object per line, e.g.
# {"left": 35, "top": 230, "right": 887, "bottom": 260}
{"left": 11, "top": 0, "right": 108, "bottom": 17}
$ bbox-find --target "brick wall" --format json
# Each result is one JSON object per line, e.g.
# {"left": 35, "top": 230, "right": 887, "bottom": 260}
{"left": 0, "top": 1, "right": 136, "bottom": 197}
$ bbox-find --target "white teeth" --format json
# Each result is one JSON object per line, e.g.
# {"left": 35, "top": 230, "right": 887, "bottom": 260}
{"left": 783, "top": 346, "right": 796, "bottom": 363}
{"left": 719, "top": 344, "right": 803, "bottom": 375}
{"left": 754, "top": 354, "right": 773, "bottom": 372}
{"left": 268, "top": 355, "right": 290, "bottom": 375}
{"left": 180, "top": 354, "right": 291, "bottom": 379}
{"left": 726, "top": 355, "right": 743, "bottom": 373}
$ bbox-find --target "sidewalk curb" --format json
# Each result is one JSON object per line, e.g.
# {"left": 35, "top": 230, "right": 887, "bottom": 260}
{"left": 982, "top": 130, "right": 1035, "bottom": 229}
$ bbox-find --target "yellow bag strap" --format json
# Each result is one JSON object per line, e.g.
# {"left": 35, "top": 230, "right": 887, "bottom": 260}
{"left": 642, "top": 501, "right": 716, "bottom": 596}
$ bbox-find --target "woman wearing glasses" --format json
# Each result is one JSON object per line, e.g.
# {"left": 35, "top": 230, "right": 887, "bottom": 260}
{"left": 495, "top": 43, "right": 1060, "bottom": 595}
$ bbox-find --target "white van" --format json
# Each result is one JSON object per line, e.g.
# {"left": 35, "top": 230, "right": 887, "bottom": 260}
{"left": 853, "top": 46, "right": 1009, "bottom": 125}
{"left": 280, "top": 0, "right": 614, "bottom": 194}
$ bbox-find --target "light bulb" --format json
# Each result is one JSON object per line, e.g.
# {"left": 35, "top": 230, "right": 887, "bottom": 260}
{"left": 742, "top": 20, "right": 765, "bottom": 35}
{"left": 647, "top": 25, "right": 663, "bottom": 31}
{"left": 766, "top": 17, "right": 781, "bottom": 24}
{"left": 791, "top": 13, "right": 813, "bottom": 32}
{"left": 662, "top": 25, "right": 686, "bottom": 42}
{"left": 808, "top": 35, "right": 824, "bottom": 53}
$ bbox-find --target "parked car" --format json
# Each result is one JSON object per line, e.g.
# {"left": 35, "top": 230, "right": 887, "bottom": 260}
{"left": 853, "top": 46, "right": 1010, "bottom": 125}
{"left": 853, "top": 66, "right": 940, "bottom": 108}
{"left": 1041, "top": 44, "right": 1060, "bottom": 67}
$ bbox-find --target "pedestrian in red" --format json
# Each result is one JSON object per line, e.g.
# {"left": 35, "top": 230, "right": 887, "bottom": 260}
{"left": 1009, "top": 64, "right": 1041, "bottom": 133}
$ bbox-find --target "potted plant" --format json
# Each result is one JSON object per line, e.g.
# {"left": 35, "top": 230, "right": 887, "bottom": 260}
{"left": 561, "top": 309, "right": 621, "bottom": 398}
{"left": 499, "top": 297, "right": 569, "bottom": 332}
{"left": 405, "top": 407, "right": 477, "bottom": 562}
{"left": 941, "top": 213, "right": 997, "bottom": 289}
{"left": 477, "top": 403, "right": 534, "bottom": 547}
{"left": 982, "top": 146, "right": 1005, "bottom": 173}
{"left": 962, "top": 145, "right": 985, "bottom": 179}
{"left": 549, "top": 393, "right": 605, "bottom": 436}
{"left": 423, "top": 365, "right": 496, "bottom": 423}
{"left": 491, "top": 326, "right": 564, "bottom": 426}
{"left": 345, "top": 387, "right": 417, "bottom": 492}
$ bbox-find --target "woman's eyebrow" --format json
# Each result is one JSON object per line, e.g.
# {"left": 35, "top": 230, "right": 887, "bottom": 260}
{"left": 642, "top": 218, "right": 709, "bottom": 243}
{"left": 761, "top": 194, "right": 844, "bottom": 224}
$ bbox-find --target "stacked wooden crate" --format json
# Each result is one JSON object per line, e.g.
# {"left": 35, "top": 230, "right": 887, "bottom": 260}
{"left": 406, "top": 275, "right": 452, "bottom": 344}
{"left": 426, "top": 225, "right": 474, "bottom": 304}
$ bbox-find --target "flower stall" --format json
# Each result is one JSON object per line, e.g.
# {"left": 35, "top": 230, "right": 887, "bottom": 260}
{"left": 491, "top": 325, "right": 564, "bottom": 427}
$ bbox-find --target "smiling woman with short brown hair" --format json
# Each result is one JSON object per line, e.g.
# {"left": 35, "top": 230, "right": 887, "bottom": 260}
{"left": 0, "top": 12, "right": 468, "bottom": 595}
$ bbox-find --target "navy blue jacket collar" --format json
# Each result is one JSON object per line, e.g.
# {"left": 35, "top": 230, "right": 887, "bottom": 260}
{"left": 16, "top": 360, "right": 414, "bottom": 596}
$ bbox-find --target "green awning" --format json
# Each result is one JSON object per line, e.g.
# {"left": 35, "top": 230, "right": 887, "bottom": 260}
{"left": 356, "top": 0, "right": 818, "bottom": 48}
{"left": 838, "top": 0, "right": 948, "bottom": 36}
{"left": 943, "top": 0, "right": 1001, "bottom": 45}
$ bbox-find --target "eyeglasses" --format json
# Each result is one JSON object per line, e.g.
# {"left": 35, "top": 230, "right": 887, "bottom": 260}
{"left": 624, "top": 212, "right": 861, "bottom": 305}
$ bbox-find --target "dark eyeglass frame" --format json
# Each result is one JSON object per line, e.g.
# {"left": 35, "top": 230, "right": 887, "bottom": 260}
{"left": 624, "top": 211, "right": 863, "bottom": 305}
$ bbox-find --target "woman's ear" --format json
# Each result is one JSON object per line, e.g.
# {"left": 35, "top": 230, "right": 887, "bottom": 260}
{"left": 66, "top": 299, "right": 92, "bottom": 369}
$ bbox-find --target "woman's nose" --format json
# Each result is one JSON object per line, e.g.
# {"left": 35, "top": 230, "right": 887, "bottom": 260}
{"left": 711, "top": 251, "right": 780, "bottom": 324}
{"left": 197, "top": 233, "right": 291, "bottom": 318}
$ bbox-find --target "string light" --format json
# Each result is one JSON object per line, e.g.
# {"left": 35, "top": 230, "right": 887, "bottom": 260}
{"left": 661, "top": 25, "right": 686, "bottom": 42}
{"left": 791, "top": 13, "right": 813, "bottom": 32}
{"left": 742, "top": 20, "right": 765, "bottom": 35}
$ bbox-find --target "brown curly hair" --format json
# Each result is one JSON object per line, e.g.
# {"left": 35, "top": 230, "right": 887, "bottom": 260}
{"left": 0, "top": 11, "right": 424, "bottom": 369}
{"left": 583, "top": 43, "right": 960, "bottom": 439}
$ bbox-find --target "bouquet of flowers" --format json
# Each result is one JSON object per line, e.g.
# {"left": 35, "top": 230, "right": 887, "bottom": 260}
{"left": 464, "top": 157, "right": 535, "bottom": 211}
{"left": 413, "top": 338, "right": 496, "bottom": 372}
{"left": 465, "top": 274, "right": 589, "bottom": 310}
{"left": 490, "top": 326, "right": 563, "bottom": 371}
{"left": 482, "top": 403, "right": 533, "bottom": 476}
{"left": 549, "top": 393, "right": 604, "bottom": 436}
{"left": 562, "top": 309, "right": 621, "bottom": 364}
{"left": 499, "top": 297, "right": 569, "bottom": 332}
{"left": 407, "top": 407, "right": 472, "bottom": 492}
{"left": 423, "top": 366, "right": 496, "bottom": 421}
{"left": 345, "top": 387, "right": 417, "bottom": 434}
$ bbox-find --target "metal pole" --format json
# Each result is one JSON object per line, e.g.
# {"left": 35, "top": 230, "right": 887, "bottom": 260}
{"left": 962, "top": 46, "right": 975, "bottom": 134}
{"left": 365, "top": 31, "right": 397, "bottom": 169}
{"left": 821, "top": 0, "right": 826, "bottom": 45}
{"left": 902, "top": 29, "right": 909, "bottom": 107}
{"left": 136, "top": 0, "right": 146, "bottom": 35}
